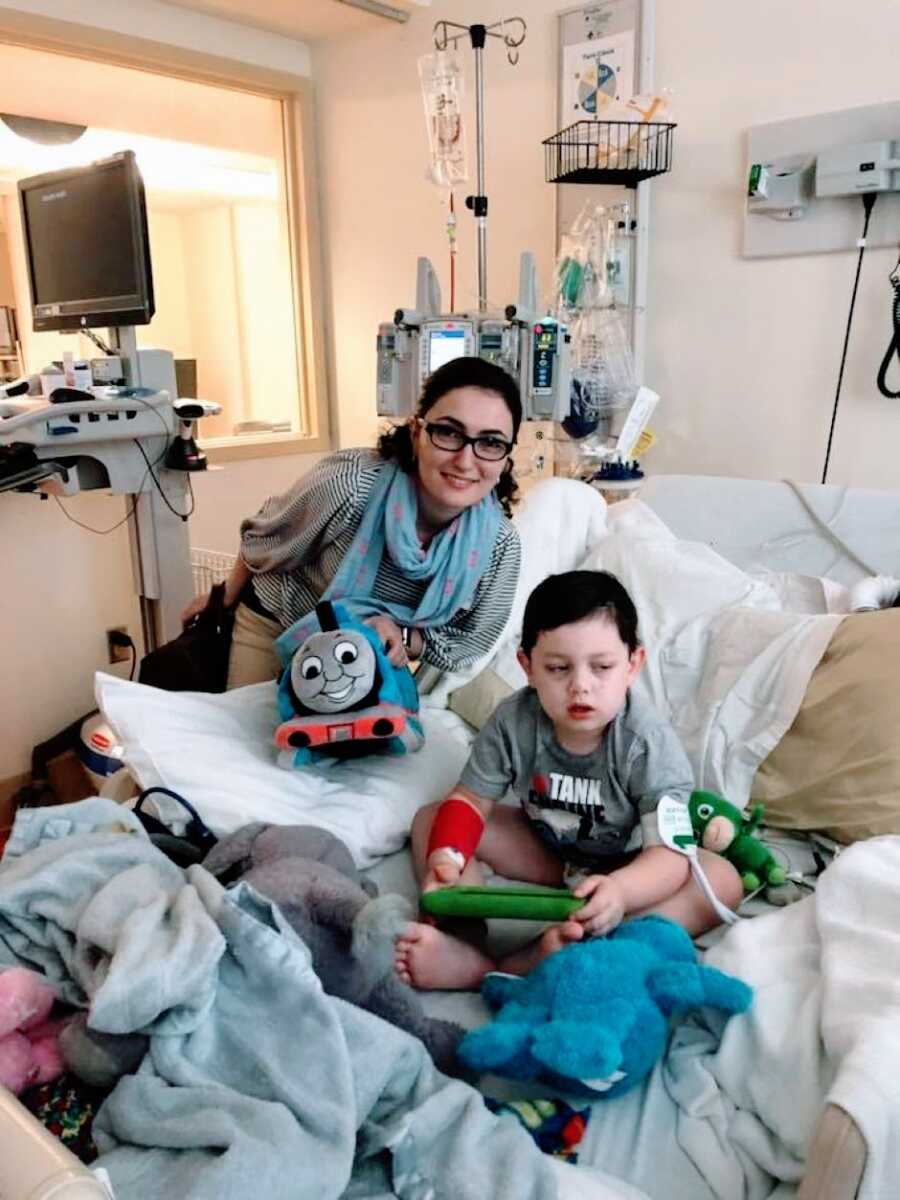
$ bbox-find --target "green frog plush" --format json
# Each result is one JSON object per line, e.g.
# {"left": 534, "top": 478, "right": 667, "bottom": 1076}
{"left": 689, "top": 790, "right": 788, "bottom": 893}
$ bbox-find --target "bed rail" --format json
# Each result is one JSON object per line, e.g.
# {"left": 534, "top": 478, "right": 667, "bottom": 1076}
{"left": 797, "top": 1102, "right": 866, "bottom": 1200}
{"left": 0, "top": 1084, "right": 111, "bottom": 1198}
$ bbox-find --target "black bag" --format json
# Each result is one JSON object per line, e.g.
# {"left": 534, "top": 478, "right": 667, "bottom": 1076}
{"left": 138, "top": 582, "right": 235, "bottom": 693}
{"left": 133, "top": 787, "right": 218, "bottom": 867}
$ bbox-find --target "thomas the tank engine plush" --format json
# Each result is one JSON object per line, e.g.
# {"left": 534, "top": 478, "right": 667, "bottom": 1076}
{"left": 274, "top": 601, "right": 424, "bottom": 769}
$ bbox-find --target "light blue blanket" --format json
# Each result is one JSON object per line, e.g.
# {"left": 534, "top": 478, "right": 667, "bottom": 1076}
{"left": 0, "top": 800, "right": 562, "bottom": 1200}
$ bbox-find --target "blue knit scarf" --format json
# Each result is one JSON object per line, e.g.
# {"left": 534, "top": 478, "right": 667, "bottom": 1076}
{"left": 275, "top": 461, "right": 501, "bottom": 666}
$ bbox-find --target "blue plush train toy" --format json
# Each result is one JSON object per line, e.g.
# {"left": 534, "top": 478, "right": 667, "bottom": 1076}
{"left": 274, "top": 601, "right": 425, "bottom": 769}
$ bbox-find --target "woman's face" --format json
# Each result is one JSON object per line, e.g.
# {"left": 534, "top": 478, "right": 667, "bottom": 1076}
{"left": 411, "top": 386, "right": 515, "bottom": 517}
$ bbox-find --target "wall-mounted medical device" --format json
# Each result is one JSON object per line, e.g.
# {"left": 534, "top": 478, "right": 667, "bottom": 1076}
{"left": 747, "top": 156, "right": 815, "bottom": 221}
{"left": 744, "top": 103, "right": 900, "bottom": 260}
{"left": 815, "top": 140, "right": 900, "bottom": 198}
{"left": 377, "top": 252, "right": 571, "bottom": 422}
{"left": 747, "top": 138, "right": 900, "bottom": 225}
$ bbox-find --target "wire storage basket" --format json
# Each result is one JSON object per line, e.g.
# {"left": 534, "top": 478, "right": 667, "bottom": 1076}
{"left": 190, "top": 547, "right": 237, "bottom": 595}
{"left": 544, "top": 120, "right": 676, "bottom": 186}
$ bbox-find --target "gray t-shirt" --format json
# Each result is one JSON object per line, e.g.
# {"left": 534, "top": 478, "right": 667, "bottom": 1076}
{"left": 459, "top": 688, "right": 694, "bottom": 866}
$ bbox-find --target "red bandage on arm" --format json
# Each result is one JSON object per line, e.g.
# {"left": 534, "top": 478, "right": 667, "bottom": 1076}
{"left": 427, "top": 795, "right": 485, "bottom": 870}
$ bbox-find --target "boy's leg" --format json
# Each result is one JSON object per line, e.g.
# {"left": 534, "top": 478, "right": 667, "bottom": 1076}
{"left": 631, "top": 849, "right": 744, "bottom": 936}
{"left": 397, "top": 805, "right": 564, "bottom": 990}
{"left": 473, "top": 806, "right": 565, "bottom": 886}
{"left": 409, "top": 802, "right": 563, "bottom": 887}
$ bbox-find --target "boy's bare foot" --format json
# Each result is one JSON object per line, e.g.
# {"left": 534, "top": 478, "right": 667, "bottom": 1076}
{"left": 496, "top": 919, "right": 585, "bottom": 977}
{"left": 394, "top": 922, "right": 495, "bottom": 991}
{"left": 538, "top": 919, "right": 585, "bottom": 959}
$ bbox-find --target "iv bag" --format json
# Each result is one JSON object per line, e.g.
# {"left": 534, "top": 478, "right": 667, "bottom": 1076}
{"left": 574, "top": 308, "right": 636, "bottom": 412}
{"left": 556, "top": 200, "right": 636, "bottom": 438}
{"left": 562, "top": 306, "right": 637, "bottom": 440}
{"left": 555, "top": 201, "right": 613, "bottom": 316}
{"left": 419, "top": 50, "right": 468, "bottom": 188}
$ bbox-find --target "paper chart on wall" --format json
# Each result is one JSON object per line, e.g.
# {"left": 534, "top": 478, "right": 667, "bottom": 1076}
{"left": 562, "top": 32, "right": 635, "bottom": 122}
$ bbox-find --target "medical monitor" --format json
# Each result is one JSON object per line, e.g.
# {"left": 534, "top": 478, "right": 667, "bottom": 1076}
{"left": 418, "top": 320, "right": 476, "bottom": 385}
{"left": 18, "top": 150, "right": 154, "bottom": 333}
{"left": 427, "top": 327, "right": 467, "bottom": 373}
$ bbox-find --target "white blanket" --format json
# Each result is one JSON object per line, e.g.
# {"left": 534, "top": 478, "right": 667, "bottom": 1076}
{"left": 577, "top": 837, "right": 900, "bottom": 1200}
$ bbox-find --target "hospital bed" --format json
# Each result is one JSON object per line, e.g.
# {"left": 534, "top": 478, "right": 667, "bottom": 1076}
{"left": 2, "top": 472, "right": 900, "bottom": 1200}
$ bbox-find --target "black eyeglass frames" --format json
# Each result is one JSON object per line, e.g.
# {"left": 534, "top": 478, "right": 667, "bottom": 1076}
{"left": 421, "top": 420, "right": 515, "bottom": 462}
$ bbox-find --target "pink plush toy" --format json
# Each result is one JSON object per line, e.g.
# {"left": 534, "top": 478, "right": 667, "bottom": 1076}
{"left": 0, "top": 966, "right": 65, "bottom": 1094}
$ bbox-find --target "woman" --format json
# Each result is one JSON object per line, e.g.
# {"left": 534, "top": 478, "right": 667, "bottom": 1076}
{"left": 185, "top": 356, "right": 523, "bottom": 689}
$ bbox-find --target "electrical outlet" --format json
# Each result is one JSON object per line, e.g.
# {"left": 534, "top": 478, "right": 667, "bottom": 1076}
{"left": 107, "top": 627, "right": 131, "bottom": 664}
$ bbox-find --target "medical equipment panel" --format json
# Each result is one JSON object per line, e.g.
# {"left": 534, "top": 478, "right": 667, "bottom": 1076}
{"left": 0, "top": 381, "right": 218, "bottom": 649}
{"left": 377, "top": 252, "right": 571, "bottom": 422}
{"left": 376, "top": 324, "right": 417, "bottom": 418}
{"left": 519, "top": 314, "right": 570, "bottom": 420}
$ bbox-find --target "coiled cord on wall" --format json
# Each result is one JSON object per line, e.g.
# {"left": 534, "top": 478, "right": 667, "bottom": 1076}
{"left": 876, "top": 263, "right": 900, "bottom": 399}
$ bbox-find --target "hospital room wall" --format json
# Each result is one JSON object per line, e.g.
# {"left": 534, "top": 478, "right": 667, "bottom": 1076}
{"left": 313, "top": 0, "right": 900, "bottom": 490}
{"left": 0, "top": 233, "right": 13, "bottom": 305}
{"left": 0, "top": 1, "right": 316, "bottom": 784}
{"left": 649, "top": 0, "right": 900, "bottom": 487}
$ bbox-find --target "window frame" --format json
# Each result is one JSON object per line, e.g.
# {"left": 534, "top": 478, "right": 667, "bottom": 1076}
{"left": 0, "top": 10, "right": 332, "bottom": 461}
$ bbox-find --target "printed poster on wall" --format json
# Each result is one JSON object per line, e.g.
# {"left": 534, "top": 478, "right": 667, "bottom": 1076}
{"left": 562, "top": 31, "right": 635, "bottom": 120}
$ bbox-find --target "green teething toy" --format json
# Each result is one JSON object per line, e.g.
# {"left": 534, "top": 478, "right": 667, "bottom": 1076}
{"left": 420, "top": 885, "right": 585, "bottom": 922}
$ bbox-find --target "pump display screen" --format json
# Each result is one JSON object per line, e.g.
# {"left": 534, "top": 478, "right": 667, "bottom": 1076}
{"left": 531, "top": 322, "right": 558, "bottom": 393}
{"left": 428, "top": 328, "right": 467, "bottom": 373}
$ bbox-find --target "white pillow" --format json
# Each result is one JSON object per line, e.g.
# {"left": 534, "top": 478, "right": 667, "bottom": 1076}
{"left": 443, "top": 495, "right": 842, "bottom": 807}
{"left": 579, "top": 532, "right": 842, "bottom": 805}
{"left": 441, "top": 494, "right": 664, "bottom": 727}
{"left": 95, "top": 673, "right": 474, "bottom": 868}
{"left": 426, "top": 477, "right": 608, "bottom": 708}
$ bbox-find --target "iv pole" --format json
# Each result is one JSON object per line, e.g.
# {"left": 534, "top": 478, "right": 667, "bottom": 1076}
{"left": 433, "top": 18, "right": 526, "bottom": 312}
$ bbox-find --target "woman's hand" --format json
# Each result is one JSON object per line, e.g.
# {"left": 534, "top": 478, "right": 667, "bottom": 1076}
{"left": 365, "top": 614, "right": 408, "bottom": 667}
{"left": 181, "top": 556, "right": 250, "bottom": 628}
{"left": 181, "top": 591, "right": 210, "bottom": 627}
{"left": 571, "top": 874, "right": 627, "bottom": 937}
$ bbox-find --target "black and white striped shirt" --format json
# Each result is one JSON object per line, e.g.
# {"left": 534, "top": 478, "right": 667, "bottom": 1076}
{"left": 240, "top": 448, "right": 521, "bottom": 672}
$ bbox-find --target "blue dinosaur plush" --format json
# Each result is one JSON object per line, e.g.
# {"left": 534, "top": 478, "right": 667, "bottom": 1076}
{"left": 457, "top": 916, "right": 752, "bottom": 1098}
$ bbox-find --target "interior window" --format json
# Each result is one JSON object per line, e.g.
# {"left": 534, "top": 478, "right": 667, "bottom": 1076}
{"left": 0, "top": 42, "right": 306, "bottom": 443}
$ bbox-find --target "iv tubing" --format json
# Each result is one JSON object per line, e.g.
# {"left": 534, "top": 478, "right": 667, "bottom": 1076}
{"left": 472, "top": 25, "right": 487, "bottom": 311}
{"left": 449, "top": 192, "right": 457, "bottom": 311}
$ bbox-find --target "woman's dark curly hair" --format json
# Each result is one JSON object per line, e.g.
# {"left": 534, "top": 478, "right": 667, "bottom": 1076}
{"left": 376, "top": 356, "right": 522, "bottom": 517}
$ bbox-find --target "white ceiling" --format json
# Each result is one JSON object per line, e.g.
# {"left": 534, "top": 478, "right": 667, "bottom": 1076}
{"left": 159, "top": 0, "right": 427, "bottom": 43}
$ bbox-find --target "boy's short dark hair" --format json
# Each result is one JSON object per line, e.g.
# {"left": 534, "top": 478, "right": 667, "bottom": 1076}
{"left": 520, "top": 570, "right": 640, "bottom": 656}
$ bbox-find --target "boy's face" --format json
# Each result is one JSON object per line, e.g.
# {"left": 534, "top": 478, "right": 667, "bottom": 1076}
{"left": 517, "top": 613, "right": 645, "bottom": 746}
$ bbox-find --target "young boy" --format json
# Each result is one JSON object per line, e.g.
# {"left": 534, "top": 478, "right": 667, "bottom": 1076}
{"left": 395, "top": 569, "right": 743, "bottom": 991}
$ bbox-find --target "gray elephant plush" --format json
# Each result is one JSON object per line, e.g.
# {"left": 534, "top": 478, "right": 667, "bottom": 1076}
{"left": 200, "top": 823, "right": 464, "bottom": 1075}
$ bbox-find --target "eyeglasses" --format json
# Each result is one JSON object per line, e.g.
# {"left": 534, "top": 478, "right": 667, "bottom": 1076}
{"left": 421, "top": 420, "right": 515, "bottom": 462}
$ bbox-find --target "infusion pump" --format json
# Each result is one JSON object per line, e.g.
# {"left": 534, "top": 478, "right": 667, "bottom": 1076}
{"left": 377, "top": 254, "right": 571, "bottom": 422}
